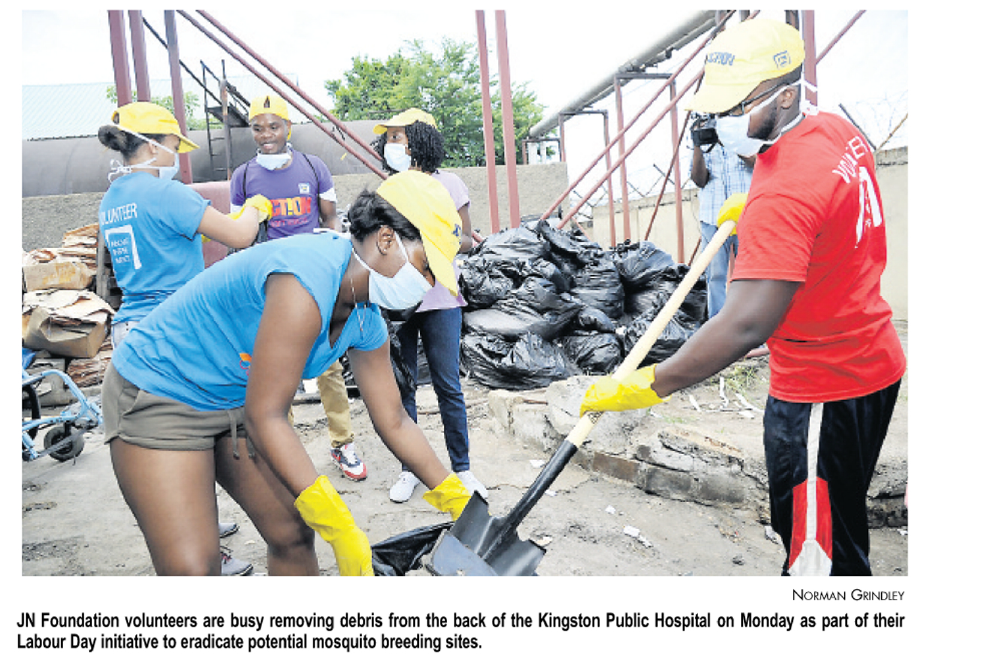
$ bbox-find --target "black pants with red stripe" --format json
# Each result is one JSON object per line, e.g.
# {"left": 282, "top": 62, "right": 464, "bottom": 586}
{"left": 763, "top": 381, "right": 901, "bottom": 576}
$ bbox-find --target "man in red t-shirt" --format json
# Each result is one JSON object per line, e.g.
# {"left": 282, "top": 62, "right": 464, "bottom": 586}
{"left": 581, "top": 18, "right": 905, "bottom": 576}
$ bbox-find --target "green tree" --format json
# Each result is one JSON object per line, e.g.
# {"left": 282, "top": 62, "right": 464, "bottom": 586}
{"left": 325, "top": 38, "right": 548, "bottom": 167}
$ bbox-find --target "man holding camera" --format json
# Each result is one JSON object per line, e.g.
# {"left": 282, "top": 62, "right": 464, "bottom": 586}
{"left": 690, "top": 123, "right": 754, "bottom": 319}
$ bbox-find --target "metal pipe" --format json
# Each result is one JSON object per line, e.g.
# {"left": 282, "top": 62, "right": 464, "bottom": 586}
{"left": 184, "top": 11, "right": 387, "bottom": 178}
{"left": 495, "top": 11, "right": 520, "bottom": 228}
{"left": 816, "top": 11, "right": 865, "bottom": 64}
{"left": 476, "top": 11, "right": 501, "bottom": 234}
{"left": 529, "top": 11, "right": 713, "bottom": 139}
{"left": 539, "top": 17, "right": 718, "bottom": 226}
{"left": 668, "top": 82, "right": 684, "bottom": 262}
{"left": 801, "top": 11, "right": 818, "bottom": 108}
{"left": 128, "top": 11, "right": 151, "bottom": 101}
{"left": 164, "top": 11, "right": 192, "bottom": 184}
{"left": 555, "top": 70, "right": 701, "bottom": 232}
{"left": 614, "top": 76, "right": 629, "bottom": 243}
{"left": 108, "top": 11, "right": 132, "bottom": 106}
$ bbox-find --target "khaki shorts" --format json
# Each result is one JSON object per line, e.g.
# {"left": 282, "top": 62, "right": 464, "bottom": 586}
{"left": 102, "top": 363, "right": 250, "bottom": 453}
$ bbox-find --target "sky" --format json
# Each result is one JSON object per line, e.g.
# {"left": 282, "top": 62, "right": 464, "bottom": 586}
{"left": 20, "top": 8, "right": 908, "bottom": 204}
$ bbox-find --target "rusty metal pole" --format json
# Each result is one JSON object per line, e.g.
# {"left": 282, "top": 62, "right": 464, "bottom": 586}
{"left": 669, "top": 81, "right": 685, "bottom": 263}
{"left": 801, "top": 11, "right": 818, "bottom": 108}
{"left": 128, "top": 11, "right": 151, "bottom": 101}
{"left": 600, "top": 112, "right": 616, "bottom": 246}
{"left": 108, "top": 11, "right": 132, "bottom": 106}
{"left": 163, "top": 11, "right": 192, "bottom": 184}
{"left": 494, "top": 10, "right": 520, "bottom": 228}
{"left": 476, "top": 11, "right": 501, "bottom": 235}
{"left": 614, "top": 76, "right": 630, "bottom": 243}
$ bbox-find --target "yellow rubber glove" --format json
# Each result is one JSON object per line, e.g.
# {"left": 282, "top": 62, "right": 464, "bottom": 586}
{"left": 580, "top": 365, "right": 669, "bottom": 415}
{"left": 716, "top": 191, "right": 748, "bottom": 234}
{"left": 294, "top": 475, "right": 373, "bottom": 576}
{"left": 422, "top": 473, "right": 473, "bottom": 521}
{"left": 232, "top": 194, "right": 273, "bottom": 222}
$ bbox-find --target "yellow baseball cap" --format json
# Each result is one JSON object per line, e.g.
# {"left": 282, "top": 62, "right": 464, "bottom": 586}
{"left": 686, "top": 18, "right": 805, "bottom": 114}
{"left": 376, "top": 170, "right": 461, "bottom": 296}
{"left": 373, "top": 108, "right": 438, "bottom": 134}
{"left": 111, "top": 101, "right": 199, "bottom": 153}
{"left": 248, "top": 94, "right": 291, "bottom": 122}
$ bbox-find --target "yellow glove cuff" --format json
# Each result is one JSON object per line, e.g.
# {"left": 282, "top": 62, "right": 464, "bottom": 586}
{"left": 294, "top": 475, "right": 373, "bottom": 576}
{"left": 422, "top": 473, "right": 473, "bottom": 521}
{"left": 233, "top": 194, "right": 273, "bottom": 222}
{"left": 580, "top": 365, "right": 669, "bottom": 415}
{"left": 716, "top": 191, "right": 748, "bottom": 234}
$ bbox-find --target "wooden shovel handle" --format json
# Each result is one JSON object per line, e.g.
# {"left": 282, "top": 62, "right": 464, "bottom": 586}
{"left": 565, "top": 221, "right": 737, "bottom": 446}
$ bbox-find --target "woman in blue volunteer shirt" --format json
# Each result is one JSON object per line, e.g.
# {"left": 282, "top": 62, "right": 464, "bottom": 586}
{"left": 98, "top": 101, "right": 270, "bottom": 576}
{"left": 98, "top": 101, "right": 270, "bottom": 346}
{"left": 102, "top": 170, "right": 473, "bottom": 576}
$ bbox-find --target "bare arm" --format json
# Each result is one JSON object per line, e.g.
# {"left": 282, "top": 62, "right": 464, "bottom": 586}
{"left": 457, "top": 205, "right": 473, "bottom": 253}
{"left": 319, "top": 198, "right": 340, "bottom": 231}
{"left": 244, "top": 273, "right": 321, "bottom": 496}
{"left": 197, "top": 206, "right": 261, "bottom": 250}
{"left": 651, "top": 278, "right": 799, "bottom": 398}
{"left": 348, "top": 343, "right": 449, "bottom": 488}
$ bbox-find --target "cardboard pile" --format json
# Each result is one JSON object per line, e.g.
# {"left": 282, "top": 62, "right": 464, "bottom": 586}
{"left": 22, "top": 223, "right": 100, "bottom": 292}
{"left": 22, "top": 224, "right": 114, "bottom": 392}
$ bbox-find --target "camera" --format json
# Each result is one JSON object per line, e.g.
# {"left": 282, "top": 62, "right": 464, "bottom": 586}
{"left": 690, "top": 114, "right": 719, "bottom": 148}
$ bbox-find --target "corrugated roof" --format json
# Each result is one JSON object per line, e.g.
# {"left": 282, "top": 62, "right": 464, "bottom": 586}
{"left": 23, "top": 75, "right": 309, "bottom": 141}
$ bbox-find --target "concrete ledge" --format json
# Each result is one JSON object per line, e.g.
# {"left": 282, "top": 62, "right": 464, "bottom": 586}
{"left": 487, "top": 374, "right": 907, "bottom": 528}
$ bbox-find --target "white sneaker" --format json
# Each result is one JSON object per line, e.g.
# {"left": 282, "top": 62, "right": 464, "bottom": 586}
{"left": 389, "top": 471, "right": 421, "bottom": 503}
{"left": 457, "top": 470, "right": 488, "bottom": 500}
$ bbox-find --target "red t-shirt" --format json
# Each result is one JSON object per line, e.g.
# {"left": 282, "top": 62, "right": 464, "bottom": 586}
{"left": 732, "top": 112, "right": 906, "bottom": 403}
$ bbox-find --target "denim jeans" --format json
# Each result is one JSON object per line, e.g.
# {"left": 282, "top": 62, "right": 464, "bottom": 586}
{"left": 699, "top": 221, "right": 739, "bottom": 319}
{"left": 396, "top": 307, "right": 470, "bottom": 472}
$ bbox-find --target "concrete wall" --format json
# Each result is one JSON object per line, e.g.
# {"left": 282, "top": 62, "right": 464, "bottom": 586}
{"left": 589, "top": 146, "right": 909, "bottom": 321}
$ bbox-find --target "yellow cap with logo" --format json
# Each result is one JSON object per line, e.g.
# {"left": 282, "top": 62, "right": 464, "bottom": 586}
{"left": 111, "top": 101, "right": 199, "bottom": 152}
{"left": 376, "top": 170, "right": 461, "bottom": 296}
{"left": 373, "top": 108, "right": 438, "bottom": 134}
{"left": 248, "top": 94, "right": 291, "bottom": 122}
{"left": 686, "top": 18, "right": 805, "bottom": 114}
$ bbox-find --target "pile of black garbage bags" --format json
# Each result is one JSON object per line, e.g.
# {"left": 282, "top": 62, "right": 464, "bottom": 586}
{"left": 455, "top": 218, "right": 707, "bottom": 391}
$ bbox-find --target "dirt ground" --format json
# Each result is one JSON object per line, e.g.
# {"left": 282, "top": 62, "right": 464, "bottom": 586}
{"left": 21, "top": 336, "right": 908, "bottom": 577}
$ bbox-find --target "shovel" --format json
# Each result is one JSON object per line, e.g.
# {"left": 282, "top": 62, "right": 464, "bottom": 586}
{"left": 424, "top": 220, "right": 738, "bottom": 576}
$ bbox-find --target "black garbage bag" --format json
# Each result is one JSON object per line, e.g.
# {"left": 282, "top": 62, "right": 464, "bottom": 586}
{"left": 463, "top": 277, "right": 581, "bottom": 342}
{"left": 459, "top": 255, "right": 515, "bottom": 308}
{"left": 623, "top": 265, "right": 708, "bottom": 323}
{"left": 340, "top": 319, "right": 415, "bottom": 397}
{"left": 471, "top": 223, "right": 550, "bottom": 264}
{"left": 575, "top": 305, "right": 616, "bottom": 333}
{"left": 371, "top": 521, "right": 452, "bottom": 576}
{"left": 559, "top": 331, "right": 624, "bottom": 375}
{"left": 521, "top": 258, "right": 570, "bottom": 294}
{"left": 497, "top": 277, "right": 582, "bottom": 340}
{"left": 612, "top": 240, "right": 677, "bottom": 290}
{"left": 569, "top": 257, "right": 625, "bottom": 320}
{"left": 461, "top": 332, "right": 580, "bottom": 390}
{"left": 620, "top": 310, "right": 701, "bottom": 364}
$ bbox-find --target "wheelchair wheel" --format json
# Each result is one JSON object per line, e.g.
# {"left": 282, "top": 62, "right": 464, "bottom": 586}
{"left": 45, "top": 426, "right": 85, "bottom": 462}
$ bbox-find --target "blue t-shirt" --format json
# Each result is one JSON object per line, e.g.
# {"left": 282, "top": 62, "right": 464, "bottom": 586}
{"left": 230, "top": 150, "right": 335, "bottom": 239}
{"left": 112, "top": 232, "right": 388, "bottom": 411}
{"left": 99, "top": 172, "right": 210, "bottom": 324}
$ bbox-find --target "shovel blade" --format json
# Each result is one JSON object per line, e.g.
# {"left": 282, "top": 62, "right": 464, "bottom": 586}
{"left": 423, "top": 493, "right": 546, "bottom": 576}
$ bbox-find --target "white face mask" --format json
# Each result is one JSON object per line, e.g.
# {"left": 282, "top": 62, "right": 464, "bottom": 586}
{"left": 256, "top": 143, "right": 292, "bottom": 170}
{"left": 352, "top": 239, "right": 431, "bottom": 311}
{"left": 108, "top": 131, "right": 179, "bottom": 181}
{"left": 715, "top": 83, "right": 805, "bottom": 158}
{"left": 384, "top": 143, "right": 412, "bottom": 172}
